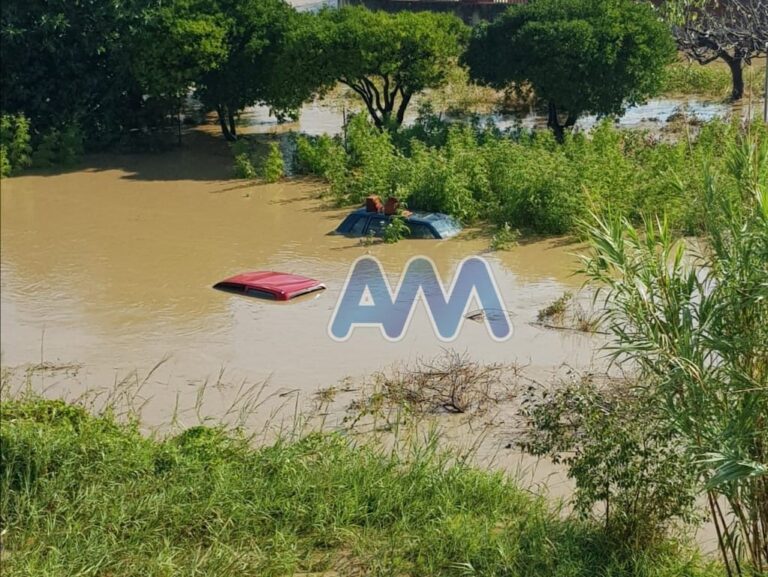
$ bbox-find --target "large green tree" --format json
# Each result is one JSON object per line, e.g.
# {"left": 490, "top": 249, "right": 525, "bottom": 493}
{"left": 464, "top": 0, "right": 675, "bottom": 140}
{"left": 193, "top": 0, "right": 310, "bottom": 141}
{"left": 131, "top": 1, "right": 227, "bottom": 114}
{"left": 0, "top": 0, "right": 151, "bottom": 147}
{"left": 290, "top": 7, "right": 469, "bottom": 130}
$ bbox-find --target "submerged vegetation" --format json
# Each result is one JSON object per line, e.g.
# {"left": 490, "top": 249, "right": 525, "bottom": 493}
{"left": 295, "top": 111, "right": 766, "bottom": 235}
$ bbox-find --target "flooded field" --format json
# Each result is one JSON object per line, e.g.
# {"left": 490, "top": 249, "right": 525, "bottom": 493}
{"left": 235, "top": 94, "right": 739, "bottom": 137}
{"left": 0, "top": 131, "right": 598, "bottom": 427}
{"left": 1, "top": 104, "right": 730, "bottom": 556}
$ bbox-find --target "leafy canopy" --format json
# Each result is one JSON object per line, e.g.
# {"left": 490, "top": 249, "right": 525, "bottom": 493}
{"left": 0, "top": 0, "right": 151, "bottom": 146}
{"left": 291, "top": 7, "right": 469, "bottom": 129}
{"left": 131, "top": 0, "right": 227, "bottom": 103}
{"left": 464, "top": 0, "right": 675, "bottom": 135}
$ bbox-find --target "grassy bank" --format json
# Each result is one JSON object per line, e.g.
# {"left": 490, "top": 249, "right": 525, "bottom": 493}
{"left": 0, "top": 397, "right": 718, "bottom": 577}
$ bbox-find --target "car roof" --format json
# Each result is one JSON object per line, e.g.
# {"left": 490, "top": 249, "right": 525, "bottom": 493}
{"left": 349, "top": 207, "right": 454, "bottom": 224}
{"left": 216, "top": 271, "right": 324, "bottom": 299}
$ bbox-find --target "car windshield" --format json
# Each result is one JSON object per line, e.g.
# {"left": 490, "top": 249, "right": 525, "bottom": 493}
{"left": 430, "top": 216, "right": 462, "bottom": 238}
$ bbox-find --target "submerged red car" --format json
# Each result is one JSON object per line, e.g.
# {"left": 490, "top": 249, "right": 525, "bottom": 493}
{"left": 213, "top": 271, "right": 325, "bottom": 301}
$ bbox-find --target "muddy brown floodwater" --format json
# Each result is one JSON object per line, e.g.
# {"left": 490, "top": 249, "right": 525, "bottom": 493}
{"left": 2, "top": 128, "right": 721, "bottom": 552}
{"left": 1, "top": 131, "right": 599, "bottom": 423}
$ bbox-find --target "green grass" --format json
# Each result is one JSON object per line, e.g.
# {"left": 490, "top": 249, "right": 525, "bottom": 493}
{"left": 0, "top": 397, "right": 720, "bottom": 577}
{"left": 661, "top": 60, "right": 766, "bottom": 99}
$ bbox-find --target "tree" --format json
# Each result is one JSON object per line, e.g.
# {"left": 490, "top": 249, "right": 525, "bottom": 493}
{"left": 667, "top": 0, "right": 768, "bottom": 102}
{"left": 0, "top": 0, "right": 151, "bottom": 147}
{"left": 193, "top": 0, "right": 311, "bottom": 142}
{"left": 463, "top": 0, "right": 675, "bottom": 141}
{"left": 291, "top": 7, "right": 469, "bottom": 130}
{"left": 131, "top": 1, "right": 227, "bottom": 129}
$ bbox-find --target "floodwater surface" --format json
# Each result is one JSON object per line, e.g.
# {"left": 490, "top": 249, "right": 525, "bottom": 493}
{"left": 236, "top": 95, "right": 738, "bottom": 137}
{"left": 1, "top": 128, "right": 722, "bottom": 551}
{"left": 1, "top": 131, "right": 596, "bottom": 427}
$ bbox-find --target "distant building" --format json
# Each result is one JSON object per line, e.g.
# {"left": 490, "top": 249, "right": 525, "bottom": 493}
{"left": 339, "top": 0, "right": 525, "bottom": 23}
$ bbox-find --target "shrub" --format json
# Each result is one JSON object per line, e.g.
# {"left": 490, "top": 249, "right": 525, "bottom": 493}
{"left": 31, "top": 123, "right": 84, "bottom": 168}
{"left": 382, "top": 214, "right": 410, "bottom": 244}
{"left": 233, "top": 152, "right": 257, "bottom": 179}
{"left": 294, "top": 133, "right": 346, "bottom": 178}
{"left": 297, "top": 114, "right": 753, "bottom": 236}
{"left": 520, "top": 375, "right": 700, "bottom": 547}
{"left": 0, "top": 114, "right": 32, "bottom": 176}
{"left": 259, "top": 142, "right": 284, "bottom": 183}
{"left": 490, "top": 222, "right": 520, "bottom": 251}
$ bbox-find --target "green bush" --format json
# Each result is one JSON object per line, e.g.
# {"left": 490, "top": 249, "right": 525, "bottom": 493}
{"left": 233, "top": 152, "right": 256, "bottom": 179}
{"left": 31, "top": 123, "right": 84, "bottom": 168}
{"left": 295, "top": 114, "right": 755, "bottom": 236}
{"left": 581, "top": 127, "right": 768, "bottom": 573}
{"left": 383, "top": 214, "right": 410, "bottom": 243}
{"left": 520, "top": 376, "right": 700, "bottom": 547}
{"left": 259, "top": 142, "right": 284, "bottom": 183}
{"left": 294, "top": 133, "right": 346, "bottom": 178}
{"left": 0, "top": 114, "right": 32, "bottom": 176}
{"left": 490, "top": 222, "right": 520, "bottom": 251}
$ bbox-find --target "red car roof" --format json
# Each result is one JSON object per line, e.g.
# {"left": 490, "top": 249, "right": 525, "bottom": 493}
{"left": 214, "top": 271, "right": 325, "bottom": 301}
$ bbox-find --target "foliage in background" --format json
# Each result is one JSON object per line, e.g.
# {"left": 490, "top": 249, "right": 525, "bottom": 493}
{"left": 0, "top": 396, "right": 720, "bottom": 577}
{"left": 581, "top": 127, "right": 768, "bottom": 575}
{"left": 0, "top": 0, "right": 312, "bottom": 147}
{"left": 31, "top": 124, "right": 84, "bottom": 169}
{"left": 463, "top": 0, "right": 675, "bottom": 140}
{"left": 663, "top": 0, "right": 768, "bottom": 102}
{"left": 193, "top": 0, "right": 311, "bottom": 142}
{"left": 130, "top": 0, "right": 227, "bottom": 120}
{"left": 0, "top": 0, "right": 156, "bottom": 149}
{"left": 296, "top": 112, "right": 758, "bottom": 236}
{"left": 0, "top": 114, "right": 31, "bottom": 177}
{"left": 661, "top": 60, "right": 767, "bottom": 100}
{"left": 287, "top": 7, "right": 469, "bottom": 130}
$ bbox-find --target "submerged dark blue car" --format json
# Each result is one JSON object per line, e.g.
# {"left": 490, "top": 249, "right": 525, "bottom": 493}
{"left": 335, "top": 208, "right": 462, "bottom": 240}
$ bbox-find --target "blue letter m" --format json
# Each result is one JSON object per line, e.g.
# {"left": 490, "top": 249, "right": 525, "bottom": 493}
{"left": 329, "top": 256, "right": 512, "bottom": 342}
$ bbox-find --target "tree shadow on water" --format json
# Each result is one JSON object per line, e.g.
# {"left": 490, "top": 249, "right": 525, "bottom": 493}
{"left": 14, "top": 129, "right": 235, "bottom": 183}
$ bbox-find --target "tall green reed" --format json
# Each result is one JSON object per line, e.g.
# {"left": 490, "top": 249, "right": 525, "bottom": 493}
{"left": 581, "top": 125, "right": 768, "bottom": 576}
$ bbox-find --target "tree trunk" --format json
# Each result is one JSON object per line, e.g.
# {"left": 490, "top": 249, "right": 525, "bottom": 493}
{"left": 724, "top": 54, "right": 745, "bottom": 101}
{"left": 228, "top": 110, "right": 237, "bottom": 140}
{"left": 217, "top": 105, "right": 236, "bottom": 142}
{"left": 395, "top": 90, "right": 411, "bottom": 128}
{"left": 547, "top": 102, "right": 565, "bottom": 142}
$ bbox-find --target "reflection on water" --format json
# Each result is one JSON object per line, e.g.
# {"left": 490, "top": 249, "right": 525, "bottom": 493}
{"left": 1, "top": 132, "right": 598, "bottom": 427}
